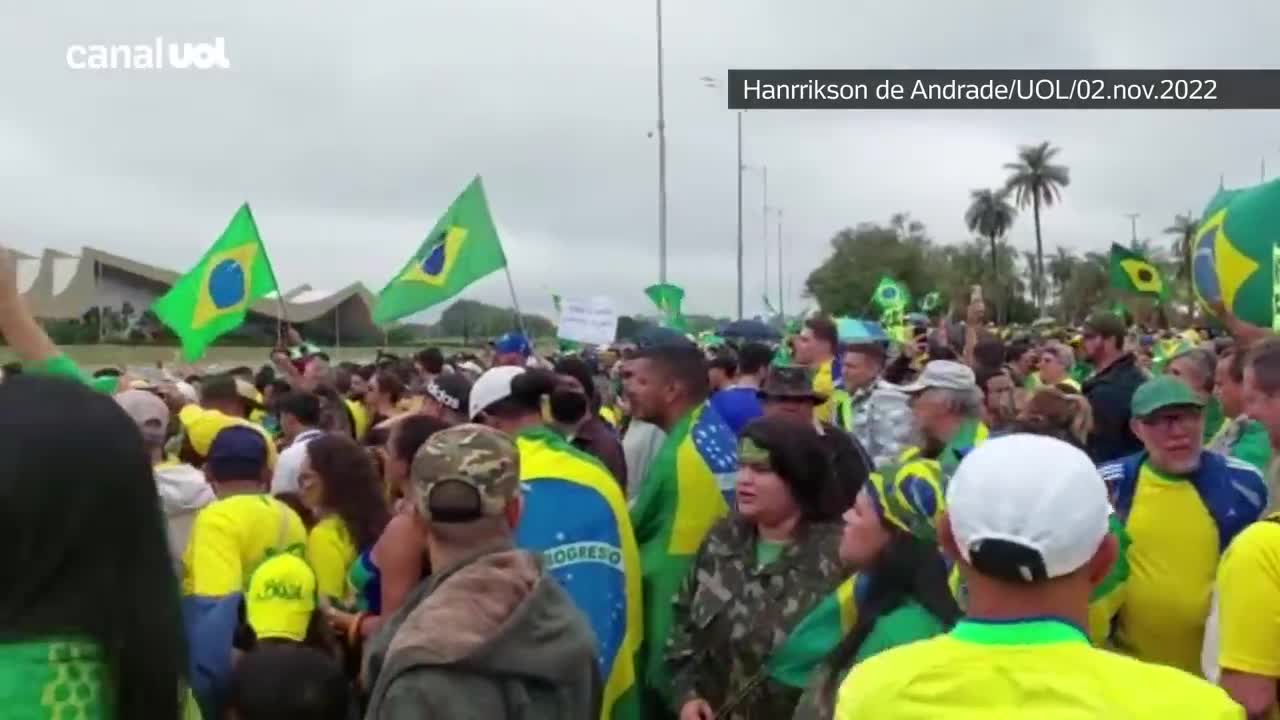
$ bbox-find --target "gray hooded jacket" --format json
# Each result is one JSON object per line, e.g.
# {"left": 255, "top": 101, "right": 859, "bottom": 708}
{"left": 364, "top": 545, "right": 602, "bottom": 720}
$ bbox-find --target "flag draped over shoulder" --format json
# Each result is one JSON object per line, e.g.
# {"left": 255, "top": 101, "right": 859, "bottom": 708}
{"left": 152, "top": 204, "right": 279, "bottom": 361}
{"left": 1194, "top": 179, "right": 1280, "bottom": 330}
{"left": 1108, "top": 243, "right": 1166, "bottom": 298}
{"left": 645, "top": 283, "right": 688, "bottom": 331}
{"left": 766, "top": 574, "right": 863, "bottom": 688}
{"left": 514, "top": 426, "right": 644, "bottom": 720}
{"left": 372, "top": 176, "right": 507, "bottom": 324}
{"left": 630, "top": 403, "right": 736, "bottom": 704}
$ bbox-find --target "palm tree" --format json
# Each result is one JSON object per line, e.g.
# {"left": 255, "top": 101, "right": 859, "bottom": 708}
{"left": 1047, "top": 246, "right": 1076, "bottom": 317}
{"left": 964, "top": 188, "right": 1018, "bottom": 283}
{"left": 1164, "top": 212, "right": 1199, "bottom": 321}
{"left": 1022, "top": 250, "right": 1045, "bottom": 309}
{"left": 1004, "top": 141, "right": 1071, "bottom": 314}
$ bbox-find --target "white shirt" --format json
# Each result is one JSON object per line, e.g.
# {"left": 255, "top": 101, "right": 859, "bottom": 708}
{"left": 270, "top": 429, "right": 325, "bottom": 495}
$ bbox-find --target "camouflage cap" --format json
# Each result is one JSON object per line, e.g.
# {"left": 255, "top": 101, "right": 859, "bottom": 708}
{"left": 410, "top": 423, "right": 521, "bottom": 523}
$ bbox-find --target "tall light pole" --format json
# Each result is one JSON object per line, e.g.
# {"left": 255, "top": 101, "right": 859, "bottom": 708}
{"left": 777, "top": 208, "right": 784, "bottom": 319}
{"left": 703, "top": 76, "right": 745, "bottom": 319}
{"left": 655, "top": 0, "right": 668, "bottom": 283}
{"left": 1125, "top": 212, "right": 1140, "bottom": 245}
{"left": 735, "top": 112, "right": 743, "bottom": 318}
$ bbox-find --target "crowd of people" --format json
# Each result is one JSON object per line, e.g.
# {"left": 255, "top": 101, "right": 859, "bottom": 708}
{"left": 5, "top": 240, "right": 1280, "bottom": 718}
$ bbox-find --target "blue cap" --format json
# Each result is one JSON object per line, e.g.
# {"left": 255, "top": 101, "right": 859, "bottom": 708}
{"left": 492, "top": 332, "right": 531, "bottom": 356}
{"left": 206, "top": 425, "right": 269, "bottom": 479}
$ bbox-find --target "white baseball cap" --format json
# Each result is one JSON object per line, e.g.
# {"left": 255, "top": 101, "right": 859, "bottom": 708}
{"left": 469, "top": 366, "right": 527, "bottom": 421}
{"left": 946, "top": 433, "right": 1110, "bottom": 583}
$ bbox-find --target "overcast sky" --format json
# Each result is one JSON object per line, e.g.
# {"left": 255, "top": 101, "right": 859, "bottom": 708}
{"left": 2, "top": 1, "right": 1278, "bottom": 320}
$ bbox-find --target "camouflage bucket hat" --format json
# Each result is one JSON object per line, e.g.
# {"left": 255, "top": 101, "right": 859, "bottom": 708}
{"left": 865, "top": 457, "right": 947, "bottom": 542}
{"left": 757, "top": 365, "right": 821, "bottom": 401}
{"left": 410, "top": 423, "right": 520, "bottom": 523}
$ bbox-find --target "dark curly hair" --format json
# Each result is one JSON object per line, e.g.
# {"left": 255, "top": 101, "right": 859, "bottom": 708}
{"left": 305, "top": 434, "right": 390, "bottom": 551}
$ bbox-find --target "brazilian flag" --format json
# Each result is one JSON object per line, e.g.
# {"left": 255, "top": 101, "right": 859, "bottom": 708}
{"left": 1109, "top": 243, "right": 1166, "bottom": 298}
{"left": 871, "top": 276, "right": 909, "bottom": 312}
{"left": 372, "top": 176, "right": 507, "bottom": 324}
{"left": 1194, "top": 179, "right": 1280, "bottom": 330}
{"left": 152, "top": 204, "right": 280, "bottom": 360}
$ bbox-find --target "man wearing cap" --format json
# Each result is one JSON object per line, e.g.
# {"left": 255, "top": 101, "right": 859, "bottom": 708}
{"left": 831, "top": 342, "right": 912, "bottom": 469}
{"left": 1097, "top": 376, "right": 1266, "bottom": 675}
{"left": 363, "top": 425, "right": 601, "bottom": 720}
{"left": 182, "top": 426, "right": 307, "bottom": 598}
{"left": 172, "top": 374, "right": 279, "bottom": 470}
{"left": 898, "top": 360, "right": 989, "bottom": 473}
{"left": 1081, "top": 311, "right": 1146, "bottom": 462}
{"left": 835, "top": 434, "right": 1244, "bottom": 719}
{"left": 115, "top": 389, "right": 214, "bottom": 567}
{"left": 492, "top": 331, "right": 532, "bottom": 368}
{"left": 760, "top": 365, "right": 872, "bottom": 514}
{"left": 421, "top": 372, "right": 472, "bottom": 425}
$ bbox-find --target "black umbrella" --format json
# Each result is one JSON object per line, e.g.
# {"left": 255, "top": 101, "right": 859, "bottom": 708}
{"left": 720, "top": 319, "right": 781, "bottom": 341}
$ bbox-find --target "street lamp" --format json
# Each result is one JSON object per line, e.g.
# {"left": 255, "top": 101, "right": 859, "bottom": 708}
{"left": 703, "top": 76, "right": 744, "bottom": 319}
{"left": 655, "top": 0, "right": 668, "bottom": 283}
{"left": 742, "top": 165, "right": 768, "bottom": 314}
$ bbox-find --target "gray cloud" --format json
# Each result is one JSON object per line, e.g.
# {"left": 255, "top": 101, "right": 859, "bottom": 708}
{"left": 2, "top": 0, "right": 1278, "bottom": 321}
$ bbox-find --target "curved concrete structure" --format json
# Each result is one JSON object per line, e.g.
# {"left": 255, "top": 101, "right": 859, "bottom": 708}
{"left": 19, "top": 246, "right": 382, "bottom": 342}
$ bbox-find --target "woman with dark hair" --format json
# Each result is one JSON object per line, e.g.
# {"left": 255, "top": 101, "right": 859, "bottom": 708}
{"left": 0, "top": 375, "right": 189, "bottom": 718}
{"left": 668, "top": 417, "right": 845, "bottom": 720}
{"left": 792, "top": 457, "right": 960, "bottom": 720}
{"left": 299, "top": 434, "right": 390, "bottom": 616}
{"left": 326, "top": 415, "right": 451, "bottom": 646}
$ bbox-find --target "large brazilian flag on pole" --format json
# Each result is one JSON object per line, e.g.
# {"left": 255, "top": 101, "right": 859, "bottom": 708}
{"left": 1194, "top": 179, "right": 1280, "bottom": 330}
{"left": 152, "top": 204, "right": 280, "bottom": 361}
{"left": 372, "top": 176, "right": 507, "bottom": 325}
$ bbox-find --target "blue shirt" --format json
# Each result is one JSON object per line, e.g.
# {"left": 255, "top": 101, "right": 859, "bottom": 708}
{"left": 709, "top": 387, "right": 764, "bottom": 435}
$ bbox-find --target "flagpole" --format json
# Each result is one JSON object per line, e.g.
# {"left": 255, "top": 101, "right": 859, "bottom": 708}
{"left": 243, "top": 203, "right": 290, "bottom": 346}
{"left": 503, "top": 265, "right": 530, "bottom": 340}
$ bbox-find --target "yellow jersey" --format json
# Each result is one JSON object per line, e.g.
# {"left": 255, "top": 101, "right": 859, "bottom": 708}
{"left": 181, "top": 494, "right": 306, "bottom": 596}
{"left": 1115, "top": 463, "right": 1221, "bottom": 675}
{"left": 306, "top": 515, "right": 358, "bottom": 603}
{"left": 1216, "top": 514, "right": 1280, "bottom": 719}
{"left": 836, "top": 618, "right": 1243, "bottom": 719}
{"left": 812, "top": 358, "right": 835, "bottom": 423}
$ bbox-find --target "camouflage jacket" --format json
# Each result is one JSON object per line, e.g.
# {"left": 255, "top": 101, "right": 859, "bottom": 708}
{"left": 666, "top": 517, "right": 843, "bottom": 720}
{"left": 832, "top": 380, "right": 913, "bottom": 469}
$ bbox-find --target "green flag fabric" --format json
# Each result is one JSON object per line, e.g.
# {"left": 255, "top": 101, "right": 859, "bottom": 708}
{"left": 372, "top": 176, "right": 507, "bottom": 324}
{"left": 645, "top": 283, "right": 687, "bottom": 331}
{"left": 766, "top": 575, "right": 858, "bottom": 688}
{"left": 1108, "top": 243, "right": 1167, "bottom": 298}
{"left": 151, "top": 204, "right": 279, "bottom": 361}
{"left": 629, "top": 403, "right": 734, "bottom": 705}
{"left": 1194, "top": 179, "right": 1280, "bottom": 330}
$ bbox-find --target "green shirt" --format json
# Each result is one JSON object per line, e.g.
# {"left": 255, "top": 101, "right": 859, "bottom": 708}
{"left": 28, "top": 354, "right": 119, "bottom": 394}
{"left": 1202, "top": 397, "right": 1225, "bottom": 445}
{"left": 853, "top": 600, "right": 949, "bottom": 663}
{"left": 756, "top": 539, "right": 790, "bottom": 568}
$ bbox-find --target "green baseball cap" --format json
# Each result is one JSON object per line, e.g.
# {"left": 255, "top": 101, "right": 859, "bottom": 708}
{"left": 1131, "top": 375, "right": 1205, "bottom": 418}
